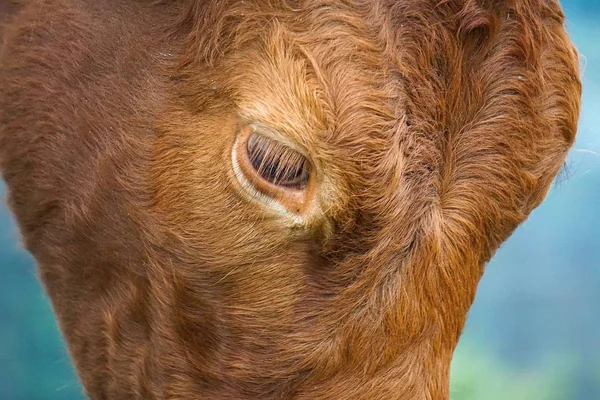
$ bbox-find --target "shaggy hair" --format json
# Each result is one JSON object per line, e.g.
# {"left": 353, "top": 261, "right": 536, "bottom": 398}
{"left": 0, "top": 0, "right": 580, "bottom": 399}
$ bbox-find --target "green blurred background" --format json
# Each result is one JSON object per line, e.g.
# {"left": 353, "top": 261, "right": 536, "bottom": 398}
{"left": 1, "top": 1, "right": 599, "bottom": 399}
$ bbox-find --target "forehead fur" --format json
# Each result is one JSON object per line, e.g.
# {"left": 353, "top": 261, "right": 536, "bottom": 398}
{"left": 176, "top": 0, "right": 580, "bottom": 229}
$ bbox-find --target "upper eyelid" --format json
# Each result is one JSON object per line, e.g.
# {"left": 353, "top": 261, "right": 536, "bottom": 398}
{"left": 247, "top": 123, "right": 310, "bottom": 158}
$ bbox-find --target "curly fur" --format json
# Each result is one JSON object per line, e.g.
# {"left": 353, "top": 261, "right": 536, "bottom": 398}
{"left": 0, "top": 0, "right": 581, "bottom": 399}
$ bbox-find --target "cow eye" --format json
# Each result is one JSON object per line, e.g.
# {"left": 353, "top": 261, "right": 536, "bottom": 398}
{"left": 244, "top": 133, "right": 310, "bottom": 190}
{"left": 233, "top": 126, "right": 314, "bottom": 215}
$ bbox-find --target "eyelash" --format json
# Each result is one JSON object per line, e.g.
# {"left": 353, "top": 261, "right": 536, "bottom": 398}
{"left": 245, "top": 133, "right": 310, "bottom": 190}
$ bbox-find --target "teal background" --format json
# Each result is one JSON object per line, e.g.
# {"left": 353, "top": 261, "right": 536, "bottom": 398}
{"left": 1, "top": 1, "right": 598, "bottom": 399}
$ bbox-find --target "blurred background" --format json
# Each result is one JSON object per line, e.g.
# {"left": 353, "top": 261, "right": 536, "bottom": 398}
{"left": 0, "top": 1, "right": 598, "bottom": 399}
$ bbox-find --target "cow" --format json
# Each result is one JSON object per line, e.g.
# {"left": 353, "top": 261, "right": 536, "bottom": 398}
{"left": 0, "top": 0, "right": 581, "bottom": 398}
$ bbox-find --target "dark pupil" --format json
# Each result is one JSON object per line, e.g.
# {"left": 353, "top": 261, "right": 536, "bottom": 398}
{"left": 246, "top": 135, "right": 308, "bottom": 189}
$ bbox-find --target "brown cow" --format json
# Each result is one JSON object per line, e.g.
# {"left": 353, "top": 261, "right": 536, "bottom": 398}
{"left": 0, "top": 0, "right": 581, "bottom": 399}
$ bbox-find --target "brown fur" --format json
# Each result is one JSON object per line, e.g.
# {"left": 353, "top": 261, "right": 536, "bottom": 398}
{"left": 0, "top": 0, "right": 581, "bottom": 399}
